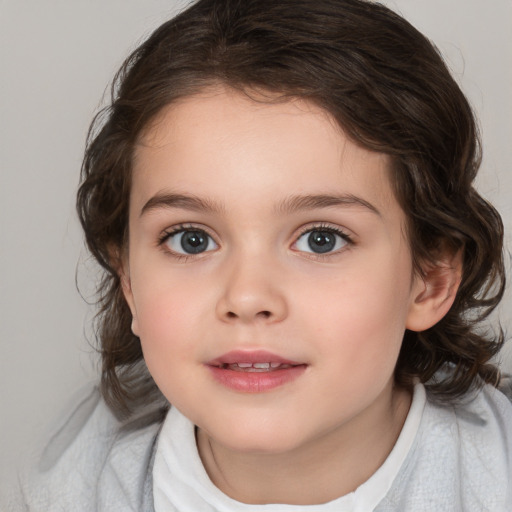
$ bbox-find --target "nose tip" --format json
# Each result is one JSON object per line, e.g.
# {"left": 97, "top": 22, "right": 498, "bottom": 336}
{"left": 225, "top": 309, "right": 273, "bottom": 321}
{"left": 216, "top": 267, "right": 287, "bottom": 324}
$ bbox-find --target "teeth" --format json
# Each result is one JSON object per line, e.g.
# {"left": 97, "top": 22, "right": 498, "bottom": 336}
{"left": 222, "top": 362, "right": 291, "bottom": 371}
{"left": 253, "top": 362, "right": 270, "bottom": 369}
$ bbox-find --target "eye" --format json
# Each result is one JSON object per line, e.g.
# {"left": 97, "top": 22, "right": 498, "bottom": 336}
{"left": 162, "top": 228, "right": 218, "bottom": 255}
{"left": 294, "top": 227, "right": 349, "bottom": 254}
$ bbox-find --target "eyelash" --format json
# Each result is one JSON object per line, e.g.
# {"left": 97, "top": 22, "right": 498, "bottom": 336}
{"left": 157, "top": 223, "right": 353, "bottom": 260}
{"left": 294, "top": 223, "right": 353, "bottom": 259}
{"left": 157, "top": 224, "right": 218, "bottom": 262}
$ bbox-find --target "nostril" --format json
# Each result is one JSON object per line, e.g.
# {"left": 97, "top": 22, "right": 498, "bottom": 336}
{"left": 257, "top": 310, "right": 272, "bottom": 319}
{"left": 226, "top": 311, "right": 238, "bottom": 319}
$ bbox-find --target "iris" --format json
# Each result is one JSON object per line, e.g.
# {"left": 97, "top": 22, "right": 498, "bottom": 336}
{"left": 308, "top": 231, "right": 336, "bottom": 253}
{"left": 180, "top": 230, "right": 208, "bottom": 254}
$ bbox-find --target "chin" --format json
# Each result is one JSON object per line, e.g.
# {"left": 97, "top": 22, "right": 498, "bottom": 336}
{"left": 223, "top": 437, "right": 300, "bottom": 455}
{"left": 205, "top": 418, "right": 311, "bottom": 455}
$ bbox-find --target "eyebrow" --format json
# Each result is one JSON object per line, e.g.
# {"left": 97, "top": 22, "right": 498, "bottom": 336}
{"left": 140, "top": 193, "right": 225, "bottom": 217}
{"left": 274, "top": 193, "right": 381, "bottom": 216}
{"left": 140, "top": 191, "right": 380, "bottom": 217}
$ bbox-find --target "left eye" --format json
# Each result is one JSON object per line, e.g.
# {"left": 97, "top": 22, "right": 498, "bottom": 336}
{"left": 164, "top": 229, "right": 218, "bottom": 255}
{"left": 294, "top": 229, "right": 348, "bottom": 254}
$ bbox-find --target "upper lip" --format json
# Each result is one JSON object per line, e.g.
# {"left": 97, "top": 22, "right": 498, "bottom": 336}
{"left": 206, "top": 350, "right": 304, "bottom": 367}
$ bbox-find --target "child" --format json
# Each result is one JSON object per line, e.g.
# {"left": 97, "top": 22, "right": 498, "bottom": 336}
{"left": 10, "top": 0, "right": 512, "bottom": 510}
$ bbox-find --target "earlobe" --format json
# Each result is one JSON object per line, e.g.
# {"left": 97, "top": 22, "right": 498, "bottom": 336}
{"left": 112, "top": 242, "right": 141, "bottom": 337}
{"left": 119, "top": 265, "right": 140, "bottom": 337}
{"left": 406, "top": 249, "right": 463, "bottom": 332}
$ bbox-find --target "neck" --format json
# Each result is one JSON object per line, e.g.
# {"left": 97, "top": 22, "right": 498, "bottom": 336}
{"left": 196, "top": 382, "right": 412, "bottom": 505}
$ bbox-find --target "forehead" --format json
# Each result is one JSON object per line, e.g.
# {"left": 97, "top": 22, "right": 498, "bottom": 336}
{"left": 132, "top": 87, "right": 399, "bottom": 216}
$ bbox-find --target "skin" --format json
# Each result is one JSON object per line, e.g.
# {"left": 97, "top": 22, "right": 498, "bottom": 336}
{"left": 121, "top": 87, "right": 460, "bottom": 505}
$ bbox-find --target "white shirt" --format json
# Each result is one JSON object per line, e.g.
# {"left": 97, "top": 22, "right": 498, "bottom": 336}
{"left": 6, "top": 380, "right": 512, "bottom": 511}
{"left": 154, "top": 382, "right": 512, "bottom": 511}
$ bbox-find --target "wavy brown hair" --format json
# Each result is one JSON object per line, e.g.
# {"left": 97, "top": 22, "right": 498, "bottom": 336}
{"left": 77, "top": 0, "right": 505, "bottom": 417}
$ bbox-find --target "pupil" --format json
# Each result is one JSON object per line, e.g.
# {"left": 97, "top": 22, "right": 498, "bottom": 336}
{"left": 181, "top": 231, "right": 208, "bottom": 254}
{"left": 308, "top": 231, "right": 335, "bottom": 253}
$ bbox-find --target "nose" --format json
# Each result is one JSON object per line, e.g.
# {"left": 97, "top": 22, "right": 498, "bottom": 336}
{"left": 215, "top": 255, "right": 288, "bottom": 324}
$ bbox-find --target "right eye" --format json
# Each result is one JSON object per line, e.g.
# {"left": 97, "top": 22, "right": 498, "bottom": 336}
{"left": 162, "top": 228, "right": 218, "bottom": 255}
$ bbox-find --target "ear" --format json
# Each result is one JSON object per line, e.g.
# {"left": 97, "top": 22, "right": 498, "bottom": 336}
{"left": 115, "top": 250, "right": 140, "bottom": 337}
{"left": 406, "top": 248, "right": 463, "bottom": 332}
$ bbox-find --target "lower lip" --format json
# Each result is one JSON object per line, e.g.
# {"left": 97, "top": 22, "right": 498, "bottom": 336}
{"left": 206, "top": 365, "right": 307, "bottom": 392}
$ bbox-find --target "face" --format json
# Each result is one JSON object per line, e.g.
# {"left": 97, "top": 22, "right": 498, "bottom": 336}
{"left": 123, "top": 87, "right": 425, "bottom": 454}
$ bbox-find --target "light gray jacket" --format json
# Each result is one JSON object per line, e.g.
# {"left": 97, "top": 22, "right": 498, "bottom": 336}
{"left": 7, "top": 385, "right": 164, "bottom": 512}
{"left": 6, "top": 377, "right": 512, "bottom": 512}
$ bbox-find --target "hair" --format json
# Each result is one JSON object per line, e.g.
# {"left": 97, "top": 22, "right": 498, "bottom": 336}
{"left": 77, "top": 0, "right": 506, "bottom": 418}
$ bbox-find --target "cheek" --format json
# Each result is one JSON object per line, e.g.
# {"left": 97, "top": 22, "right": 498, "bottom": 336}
{"left": 300, "top": 255, "right": 412, "bottom": 363}
{"left": 132, "top": 282, "right": 205, "bottom": 402}
{"left": 131, "top": 275, "right": 207, "bottom": 360}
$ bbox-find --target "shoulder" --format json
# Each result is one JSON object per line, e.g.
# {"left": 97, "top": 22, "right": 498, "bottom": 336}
{"left": 498, "top": 372, "right": 512, "bottom": 402}
{"left": 430, "top": 382, "right": 512, "bottom": 468}
{"left": 449, "top": 382, "right": 512, "bottom": 466}
{"left": 422, "top": 383, "right": 511, "bottom": 510}
{"left": 455, "top": 384, "right": 512, "bottom": 507}
{"left": 380, "top": 382, "right": 512, "bottom": 512}
{"left": 444, "top": 380, "right": 512, "bottom": 454}
{"left": 13, "top": 382, "right": 166, "bottom": 512}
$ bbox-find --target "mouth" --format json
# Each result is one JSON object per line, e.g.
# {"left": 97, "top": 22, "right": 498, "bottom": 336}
{"left": 214, "top": 362, "right": 299, "bottom": 372}
{"left": 206, "top": 350, "right": 307, "bottom": 392}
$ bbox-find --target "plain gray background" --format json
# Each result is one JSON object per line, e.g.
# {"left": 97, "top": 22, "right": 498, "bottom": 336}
{"left": 1, "top": 0, "right": 511, "bottom": 483}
